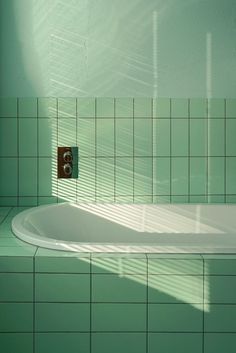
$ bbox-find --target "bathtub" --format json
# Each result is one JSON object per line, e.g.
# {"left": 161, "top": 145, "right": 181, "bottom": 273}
{"left": 12, "top": 203, "right": 236, "bottom": 253}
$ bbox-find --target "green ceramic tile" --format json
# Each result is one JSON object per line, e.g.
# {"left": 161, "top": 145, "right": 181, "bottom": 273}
{"left": 92, "top": 303, "right": 146, "bottom": 331}
{"left": 189, "top": 195, "right": 207, "bottom": 203}
{"left": 19, "top": 158, "right": 37, "bottom": 196}
{"left": 0, "top": 237, "right": 30, "bottom": 246}
{"left": 96, "top": 98, "right": 114, "bottom": 118}
{"left": 171, "top": 99, "right": 188, "bottom": 118}
{"left": 208, "top": 195, "right": 225, "bottom": 203}
{"left": 96, "top": 119, "right": 114, "bottom": 156}
{"left": 226, "top": 157, "right": 236, "bottom": 194}
{"left": 172, "top": 195, "right": 189, "bottom": 205}
{"left": 204, "top": 276, "right": 236, "bottom": 303}
{"left": 133, "top": 195, "right": 152, "bottom": 202}
{"left": 0, "top": 246, "right": 36, "bottom": 256}
{"left": 226, "top": 195, "right": 236, "bottom": 202}
{"left": 226, "top": 99, "right": 236, "bottom": 118}
{"left": 0, "top": 303, "right": 33, "bottom": 331}
{"left": 226, "top": 119, "right": 236, "bottom": 156}
{"left": 115, "top": 98, "right": 133, "bottom": 118}
{"left": 148, "top": 275, "right": 203, "bottom": 303}
{"left": 58, "top": 119, "right": 76, "bottom": 146}
{"left": 19, "top": 119, "right": 37, "bottom": 156}
{"left": 134, "top": 158, "right": 152, "bottom": 196}
{"left": 58, "top": 179, "right": 76, "bottom": 202}
{"left": 149, "top": 333, "right": 202, "bottom": 353}
{"left": 38, "top": 97, "right": 57, "bottom": 118}
{"left": 96, "top": 158, "right": 114, "bottom": 196}
{"left": 205, "top": 259, "right": 236, "bottom": 275}
{"left": 115, "top": 157, "right": 133, "bottom": 196}
{"left": 190, "top": 98, "right": 207, "bottom": 118}
{"left": 0, "top": 119, "right": 17, "bottom": 156}
{"left": 38, "top": 196, "right": 58, "bottom": 205}
{"left": 171, "top": 158, "right": 188, "bottom": 195}
{"left": 92, "top": 333, "right": 146, "bottom": 353}
{"left": 0, "top": 257, "right": 33, "bottom": 272}
{"left": 38, "top": 119, "right": 52, "bottom": 157}
{"left": 154, "top": 119, "right": 170, "bottom": 156}
{"left": 0, "top": 273, "right": 33, "bottom": 301}
{"left": 153, "top": 158, "right": 170, "bottom": 195}
{"left": 19, "top": 196, "right": 37, "bottom": 206}
{"left": 0, "top": 98, "right": 17, "bottom": 117}
{"left": 77, "top": 98, "right": 95, "bottom": 118}
{"left": 0, "top": 333, "right": 33, "bottom": 353}
{"left": 205, "top": 305, "right": 236, "bottom": 332}
{"left": 208, "top": 119, "right": 224, "bottom": 156}
{"left": 38, "top": 158, "right": 52, "bottom": 196}
{"left": 208, "top": 157, "right": 224, "bottom": 194}
{"left": 36, "top": 333, "right": 89, "bottom": 353}
{"left": 77, "top": 118, "right": 95, "bottom": 157}
{"left": 148, "top": 254, "right": 202, "bottom": 260}
{"left": 190, "top": 157, "right": 207, "bottom": 195}
{"left": 208, "top": 99, "right": 225, "bottom": 118}
{"left": 19, "top": 98, "right": 37, "bottom": 118}
{"left": 115, "top": 196, "right": 135, "bottom": 203}
{"left": 190, "top": 120, "right": 207, "bottom": 156}
{"left": 153, "top": 98, "right": 170, "bottom": 118}
{"left": 134, "top": 98, "right": 152, "bottom": 118}
{"left": 92, "top": 274, "right": 146, "bottom": 302}
{"left": 58, "top": 98, "right": 76, "bottom": 118}
{"left": 0, "top": 197, "right": 17, "bottom": 206}
{"left": 92, "top": 257, "right": 147, "bottom": 274}
{"left": 134, "top": 119, "right": 152, "bottom": 156}
{"left": 171, "top": 119, "right": 188, "bottom": 156}
{"left": 77, "top": 158, "right": 95, "bottom": 197}
{"left": 148, "top": 259, "right": 203, "bottom": 275}
{"left": 148, "top": 304, "right": 202, "bottom": 331}
{"left": 116, "top": 119, "right": 133, "bottom": 156}
{"left": 153, "top": 195, "right": 170, "bottom": 203}
{"left": 0, "top": 158, "right": 17, "bottom": 196}
{"left": 36, "top": 303, "right": 89, "bottom": 332}
{"left": 205, "top": 333, "right": 236, "bottom": 353}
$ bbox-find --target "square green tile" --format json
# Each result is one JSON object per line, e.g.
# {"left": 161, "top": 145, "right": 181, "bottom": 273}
{"left": 205, "top": 333, "right": 236, "bottom": 353}
{"left": 226, "top": 157, "right": 236, "bottom": 194}
{"left": 19, "top": 197, "right": 38, "bottom": 206}
{"left": 190, "top": 98, "right": 207, "bottom": 118}
{"left": 0, "top": 303, "right": 33, "bottom": 332}
{"left": 171, "top": 119, "right": 188, "bottom": 156}
{"left": 204, "top": 276, "right": 236, "bottom": 303}
{"left": 36, "top": 333, "right": 89, "bottom": 353}
{"left": 96, "top": 158, "right": 114, "bottom": 196}
{"left": 58, "top": 119, "right": 76, "bottom": 146}
{"left": 92, "top": 303, "right": 146, "bottom": 331}
{"left": 77, "top": 158, "right": 95, "bottom": 197}
{"left": 77, "top": 118, "right": 95, "bottom": 157}
{"left": 0, "top": 246, "right": 37, "bottom": 257}
{"left": 226, "top": 195, "right": 236, "bottom": 203}
{"left": 133, "top": 195, "right": 152, "bottom": 203}
{"left": 153, "top": 195, "right": 170, "bottom": 203}
{"left": 153, "top": 98, "right": 170, "bottom": 118}
{"left": 57, "top": 179, "right": 76, "bottom": 202}
{"left": 189, "top": 195, "right": 208, "bottom": 203}
{"left": 115, "top": 196, "right": 135, "bottom": 203}
{"left": 0, "top": 273, "right": 33, "bottom": 301}
{"left": 205, "top": 305, "right": 236, "bottom": 332}
{"left": 96, "top": 119, "right": 114, "bottom": 156}
{"left": 58, "top": 98, "right": 76, "bottom": 118}
{"left": 134, "top": 158, "right": 152, "bottom": 196}
{"left": 226, "top": 99, "right": 236, "bottom": 118}
{"left": 0, "top": 98, "right": 17, "bottom": 117}
{"left": 96, "top": 98, "right": 114, "bottom": 118}
{"left": 38, "top": 119, "right": 52, "bottom": 157}
{"left": 190, "top": 157, "right": 207, "bottom": 195}
{"left": 19, "top": 98, "right": 37, "bottom": 118}
{"left": 134, "top": 98, "right": 152, "bottom": 118}
{"left": 92, "top": 257, "right": 147, "bottom": 274}
{"left": 38, "top": 158, "right": 52, "bottom": 197}
{"left": 19, "top": 119, "right": 37, "bottom": 156}
{"left": 115, "top": 157, "right": 133, "bottom": 196}
{"left": 148, "top": 303, "right": 202, "bottom": 331}
{"left": 116, "top": 119, "right": 133, "bottom": 156}
{"left": 208, "top": 195, "right": 225, "bottom": 203}
{"left": 0, "top": 158, "right": 17, "bottom": 196}
{"left": 35, "top": 303, "right": 89, "bottom": 332}
{"left": 148, "top": 259, "right": 203, "bottom": 275}
{"left": 134, "top": 119, "right": 152, "bottom": 156}
{"left": 0, "top": 257, "right": 33, "bottom": 272}
{"left": 77, "top": 98, "right": 95, "bottom": 118}
{"left": 208, "top": 99, "right": 225, "bottom": 118}
{"left": 171, "top": 195, "right": 189, "bottom": 203}
{"left": 149, "top": 333, "right": 202, "bottom": 353}
{"left": 171, "top": 158, "right": 188, "bottom": 195}
{"left": 208, "top": 119, "right": 225, "bottom": 156}
{"left": 38, "top": 97, "right": 57, "bottom": 118}
{"left": 92, "top": 274, "right": 146, "bottom": 302}
{"left": 115, "top": 98, "right": 133, "bottom": 118}
{"left": 0, "top": 119, "right": 17, "bottom": 156}
{"left": 204, "top": 259, "right": 236, "bottom": 275}
{"left": 154, "top": 119, "right": 170, "bottom": 156}
{"left": 208, "top": 157, "right": 224, "bottom": 194}
{"left": 171, "top": 99, "right": 188, "bottom": 118}
{"left": 153, "top": 158, "right": 170, "bottom": 195}
{"left": 226, "top": 119, "right": 236, "bottom": 156}
{"left": 38, "top": 196, "right": 57, "bottom": 205}
{"left": 19, "top": 158, "right": 37, "bottom": 196}
{"left": 0, "top": 333, "right": 33, "bottom": 353}
{"left": 190, "top": 120, "right": 207, "bottom": 156}
{"left": 0, "top": 197, "right": 17, "bottom": 206}
{"left": 35, "top": 274, "right": 90, "bottom": 302}
{"left": 92, "top": 333, "right": 146, "bottom": 353}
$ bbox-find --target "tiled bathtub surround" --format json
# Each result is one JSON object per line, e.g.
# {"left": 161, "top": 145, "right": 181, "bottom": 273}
{"left": 1, "top": 207, "right": 236, "bottom": 353}
{"left": 0, "top": 97, "right": 236, "bottom": 205}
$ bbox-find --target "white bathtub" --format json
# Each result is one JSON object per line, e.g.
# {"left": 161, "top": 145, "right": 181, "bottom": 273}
{"left": 12, "top": 203, "right": 236, "bottom": 253}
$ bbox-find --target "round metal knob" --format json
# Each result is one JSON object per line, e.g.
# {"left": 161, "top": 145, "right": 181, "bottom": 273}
{"left": 63, "top": 163, "right": 72, "bottom": 176}
{"left": 63, "top": 151, "right": 73, "bottom": 162}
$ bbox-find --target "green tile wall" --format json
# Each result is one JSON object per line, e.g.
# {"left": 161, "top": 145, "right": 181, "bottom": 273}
{"left": 0, "top": 97, "right": 236, "bottom": 205}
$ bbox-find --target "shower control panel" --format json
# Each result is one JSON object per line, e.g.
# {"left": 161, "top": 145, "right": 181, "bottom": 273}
{"left": 57, "top": 147, "right": 78, "bottom": 178}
